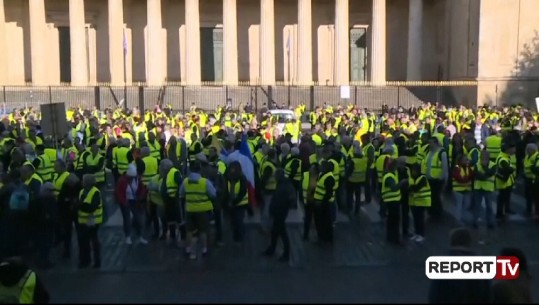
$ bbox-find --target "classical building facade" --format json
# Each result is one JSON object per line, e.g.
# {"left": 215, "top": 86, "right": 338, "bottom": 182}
{"left": 0, "top": 0, "right": 539, "bottom": 105}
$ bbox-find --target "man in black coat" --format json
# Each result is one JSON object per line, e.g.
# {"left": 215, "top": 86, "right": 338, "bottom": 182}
{"left": 263, "top": 169, "right": 295, "bottom": 262}
{"left": 428, "top": 228, "right": 491, "bottom": 304}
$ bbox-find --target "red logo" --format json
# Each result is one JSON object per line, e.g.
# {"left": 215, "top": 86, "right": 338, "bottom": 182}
{"left": 495, "top": 256, "right": 520, "bottom": 280}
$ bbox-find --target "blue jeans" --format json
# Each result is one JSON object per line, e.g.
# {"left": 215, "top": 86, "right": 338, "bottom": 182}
{"left": 473, "top": 190, "right": 495, "bottom": 226}
{"left": 454, "top": 191, "right": 471, "bottom": 224}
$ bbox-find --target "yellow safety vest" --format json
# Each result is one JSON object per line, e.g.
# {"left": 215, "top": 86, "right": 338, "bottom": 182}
{"left": 485, "top": 135, "right": 502, "bottom": 161}
{"left": 328, "top": 158, "right": 340, "bottom": 188}
{"left": 410, "top": 175, "right": 431, "bottom": 207}
{"left": 314, "top": 172, "right": 335, "bottom": 203}
{"left": 149, "top": 176, "right": 164, "bottom": 206}
{"left": 141, "top": 156, "right": 159, "bottom": 185}
{"left": 52, "top": 171, "right": 70, "bottom": 198}
{"left": 24, "top": 173, "right": 43, "bottom": 187}
{"left": 474, "top": 161, "right": 496, "bottom": 192}
{"left": 496, "top": 153, "right": 515, "bottom": 189}
{"left": 381, "top": 172, "right": 401, "bottom": 203}
{"left": 44, "top": 148, "right": 58, "bottom": 164}
{"left": 147, "top": 140, "right": 161, "bottom": 160}
{"left": 421, "top": 149, "right": 443, "bottom": 179}
{"left": 36, "top": 154, "right": 53, "bottom": 182}
{"left": 348, "top": 156, "right": 368, "bottom": 183}
{"left": 261, "top": 161, "right": 277, "bottom": 191}
{"left": 375, "top": 154, "right": 390, "bottom": 183}
{"left": 229, "top": 180, "right": 248, "bottom": 206}
{"left": 114, "top": 147, "right": 130, "bottom": 175}
{"left": 452, "top": 167, "right": 472, "bottom": 192}
{"left": 0, "top": 269, "right": 36, "bottom": 304}
{"left": 217, "top": 160, "right": 227, "bottom": 175}
{"left": 85, "top": 153, "right": 105, "bottom": 183}
{"left": 184, "top": 177, "right": 213, "bottom": 212}
{"left": 284, "top": 157, "right": 302, "bottom": 181}
{"left": 524, "top": 152, "right": 538, "bottom": 180}
{"left": 166, "top": 168, "right": 180, "bottom": 198}
{"left": 78, "top": 186, "right": 103, "bottom": 225}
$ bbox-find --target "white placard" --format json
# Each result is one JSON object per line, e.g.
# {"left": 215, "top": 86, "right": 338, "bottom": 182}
{"left": 535, "top": 97, "right": 539, "bottom": 112}
{"left": 340, "top": 86, "right": 351, "bottom": 99}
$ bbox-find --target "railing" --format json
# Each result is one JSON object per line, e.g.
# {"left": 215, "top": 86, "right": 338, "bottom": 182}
{"left": 0, "top": 80, "right": 519, "bottom": 114}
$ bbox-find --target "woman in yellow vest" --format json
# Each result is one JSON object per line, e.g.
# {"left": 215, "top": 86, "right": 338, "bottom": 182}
{"left": 77, "top": 174, "right": 103, "bottom": 269}
{"left": 473, "top": 150, "right": 497, "bottom": 229}
{"left": 452, "top": 155, "right": 473, "bottom": 225}
{"left": 408, "top": 164, "right": 431, "bottom": 243}
{"left": 495, "top": 144, "right": 517, "bottom": 218}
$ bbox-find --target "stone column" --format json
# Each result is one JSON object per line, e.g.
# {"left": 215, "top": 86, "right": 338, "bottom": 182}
{"left": 69, "top": 0, "right": 88, "bottom": 86}
{"left": 146, "top": 0, "right": 163, "bottom": 86}
{"left": 297, "top": 0, "right": 312, "bottom": 85}
{"left": 259, "top": 0, "right": 275, "bottom": 85}
{"left": 334, "top": 0, "right": 349, "bottom": 85}
{"left": 108, "top": 0, "right": 124, "bottom": 86}
{"left": 223, "top": 0, "right": 238, "bottom": 85}
{"left": 185, "top": 0, "right": 201, "bottom": 85}
{"left": 371, "top": 0, "right": 386, "bottom": 85}
{"left": 406, "top": 0, "right": 422, "bottom": 81}
{"left": 0, "top": 0, "right": 7, "bottom": 84}
{"left": 29, "top": 0, "right": 47, "bottom": 86}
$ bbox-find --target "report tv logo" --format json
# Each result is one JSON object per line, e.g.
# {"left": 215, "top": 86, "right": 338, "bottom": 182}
{"left": 426, "top": 256, "right": 520, "bottom": 280}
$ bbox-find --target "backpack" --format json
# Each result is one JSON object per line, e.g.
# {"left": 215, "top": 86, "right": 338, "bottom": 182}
{"left": 9, "top": 184, "right": 30, "bottom": 211}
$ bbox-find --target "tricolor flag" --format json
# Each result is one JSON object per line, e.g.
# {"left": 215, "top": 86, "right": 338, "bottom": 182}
{"left": 223, "top": 133, "right": 257, "bottom": 207}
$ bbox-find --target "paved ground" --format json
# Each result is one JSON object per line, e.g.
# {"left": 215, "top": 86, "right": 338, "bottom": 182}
{"left": 36, "top": 182, "right": 539, "bottom": 303}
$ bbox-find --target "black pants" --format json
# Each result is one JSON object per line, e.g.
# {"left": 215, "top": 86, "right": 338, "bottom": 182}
{"left": 400, "top": 192, "right": 410, "bottom": 236}
{"left": 313, "top": 202, "right": 333, "bottom": 243}
{"left": 267, "top": 217, "right": 290, "bottom": 258}
{"left": 428, "top": 179, "right": 443, "bottom": 219}
{"left": 347, "top": 182, "right": 370, "bottom": 214}
{"left": 35, "top": 225, "right": 54, "bottom": 266}
{"left": 378, "top": 184, "right": 386, "bottom": 218}
{"left": 78, "top": 224, "right": 101, "bottom": 266}
{"left": 303, "top": 201, "right": 314, "bottom": 239}
{"left": 291, "top": 180, "right": 301, "bottom": 209}
{"left": 524, "top": 178, "right": 534, "bottom": 215}
{"left": 367, "top": 169, "right": 377, "bottom": 201}
{"left": 58, "top": 212, "right": 79, "bottom": 257}
{"left": 497, "top": 187, "right": 513, "bottom": 217}
{"left": 213, "top": 206, "right": 223, "bottom": 242}
{"left": 411, "top": 206, "right": 425, "bottom": 237}
{"left": 230, "top": 206, "right": 246, "bottom": 242}
{"left": 386, "top": 202, "right": 400, "bottom": 244}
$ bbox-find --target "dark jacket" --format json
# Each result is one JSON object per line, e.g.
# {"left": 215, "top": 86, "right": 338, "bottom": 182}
{"left": 428, "top": 248, "right": 492, "bottom": 304}
{"left": 492, "top": 274, "right": 532, "bottom": 303}
{"left": 270, "top": 177, "right": 295, "bottom": 220}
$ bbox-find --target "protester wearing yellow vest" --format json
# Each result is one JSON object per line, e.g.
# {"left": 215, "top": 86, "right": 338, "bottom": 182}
{"left": 421, "top": 137, "right": 448, "bottom": 219}
{"left": 260, "top": 149, "right": 278, "bottom": 223}
{"left": 495, "top": 143, "right": 516, "bottom": 219}
{"left": 484, "top": 132, "right": 502, "bottom": 162}
{"left": 160, "top": 159, "right": 184, "bottom": 244}
{"left": 77, "top": 174, "right": 103, "bottom": 269}
{"left": 473, "top": 150, "right": 497, "bottom": 229}
{"left": 346, "top": 147, "right": 369, "bottom": 215}
{"left": 179, "top": 161, "right": 216, "bottom": 260}
{"left": 113, "top": 139, "right": 132, "bottom": 178}
{"left": 382, "top": 159, "right": 406, "bottom": 244}
{"left": 452, "top": 155, "right": 473, "bottom": 225}
{"left": 302, "top": 165, "right": 319, "bottom": 241}
{"left": 0, "top": 258, "right": 49, "bottom": 304}
{"left": 408, "top": 164, "right": 431, "bottom": 243}
{"left": 140, "top": 147, "right": 159, "bottom": 186}
{"left": 313, "top": 161, "right": 336, "bottom": 243}
{"left": 523, "top": 144, "right": 538, "bottom": 217}
{"left": 147, "top": 175, "right": 165, "bottom": 240}
{"left": 225, "top": 161, "right": 249, "bottom": 242}
{"left": 21, "top": 164, "right": 43, "bottom": 203}
{"left": 84, "top": 143, "right": 106, "bottom": 186}
{"left": 33, "top": 147, "right": 54, "bottom": 182}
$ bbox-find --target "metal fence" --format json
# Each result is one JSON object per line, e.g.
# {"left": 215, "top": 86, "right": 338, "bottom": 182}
{"left": 0, "top": 82, "right": 479, "bottom": 113}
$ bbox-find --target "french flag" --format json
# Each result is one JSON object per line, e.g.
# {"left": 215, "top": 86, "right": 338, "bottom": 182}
{"left": 224, "top": 133, "right": 256, "bottom": 207}
{"left": 239, "top": 133, "right": 257, "bottom": 207}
